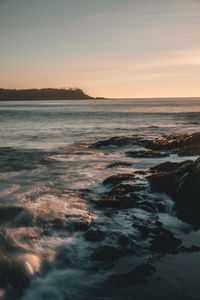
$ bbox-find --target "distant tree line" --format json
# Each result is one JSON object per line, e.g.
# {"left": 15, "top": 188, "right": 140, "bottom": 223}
{"left": 0, "top": 88, "right": 94, "bottom": 101}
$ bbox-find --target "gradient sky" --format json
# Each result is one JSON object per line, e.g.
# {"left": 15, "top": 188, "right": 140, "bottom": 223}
{"left": 0, "top": 0, "right": 200, "bottom": 98}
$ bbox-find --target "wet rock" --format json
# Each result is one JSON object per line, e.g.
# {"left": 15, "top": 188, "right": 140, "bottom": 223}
{"left": 148, "top": 157, "right": 200, "bottom": 226}
{"left": 96, "top": 194, "right": 140, "bottom": 209}
{"left": 145, "top": 134, "right": 189, "bottom": 152}
{"left": 133, "top": 218, "right": 162, "bottom": 239}
{"left": 178, "top": 245, "right": 200, "bottom": 253}
{"left": 178, "top": 132, "right": 200, "bottom": 156}
{"left": 89, "top": 136, "right": 141, "bottom": 149}
{"left": 96, "top": 184, "right": 143, "bottom": 209}
{"left": 103, "top": 173, "right": 136, "bottom": 186}
{"left": 91, "top": 245, "right": 125, "bottom": 262}
{"left": 138, "top": 201, "right": 160, "bottom": 213}
{"left": 150, "top": 228, "right": 182, "bottom": 253}
{"left": 145, "top": 132, "right": 200, "bottom": 157}
{"left": 107, "top": 263, "right": 156, "bottom": 288}
{"left": 132, "top": 217, "right": 182, "bottom": 253}
{"left": 179, "top": 210, "right": 200, "bottom": 227}
{"left": 120, "top": 183, "right": 145, "bottom": 192}
{"left": 108, "top": 184, "right": 145, "bottom": 195}
{"left": 85, "top": 229, "right": 105, "bottom": 242}
{"left": 150, "top": 160, "right": 192, "bottom": 173}
{"left": 117, "top": 234, "right": 136, "bottom": 251}
{"left": 134, "top": 170, "right": 148, "bottom": 175}
{"left": 126, "top": 150, "right": 168, "bottom": 158}
{"left": 133, "top": 223, "right": 153, "bottom": 238}
{"left": 106, "top": 161, "right": 132, "bottom": 168}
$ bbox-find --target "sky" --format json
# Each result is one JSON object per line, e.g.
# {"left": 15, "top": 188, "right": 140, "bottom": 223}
{"left": 0, "top": 0, "right": 200, "bottom": 98}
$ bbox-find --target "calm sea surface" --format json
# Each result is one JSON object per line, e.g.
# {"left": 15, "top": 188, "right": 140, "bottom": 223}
{"left": 0, "top": 98, "right": 200, "bottom": 300}
{"left": 1, "top": 98, "right": 200, "bottom": 149}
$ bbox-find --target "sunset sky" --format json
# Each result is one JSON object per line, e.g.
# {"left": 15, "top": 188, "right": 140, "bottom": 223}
{"left": 0, "top": 0, "right": 200, "bottom": 98}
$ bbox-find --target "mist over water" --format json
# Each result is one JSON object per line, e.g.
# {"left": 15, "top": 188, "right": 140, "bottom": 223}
{"left": 0, "top": 98, "right": 200, "bottom": 300}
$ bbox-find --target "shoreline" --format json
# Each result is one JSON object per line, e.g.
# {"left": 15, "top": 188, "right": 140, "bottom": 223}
{"left": 1, "top": 96, "right": 200, "bottom": 102}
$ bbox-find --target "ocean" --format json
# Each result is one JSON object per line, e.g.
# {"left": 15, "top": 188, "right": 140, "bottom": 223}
{"left": 0, "top": 98, "right": 200, "bottom": 300}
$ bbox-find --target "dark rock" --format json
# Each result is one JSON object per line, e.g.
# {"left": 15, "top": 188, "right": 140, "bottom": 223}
{"left": 145, "top": 134, "right": 189, "bottom": 151}
{"left": 126, "top": 150, "right": 168, "bottom": 158}
{"left": 117, "top": 234, "right": 134, "bottom": 249}
{"left": 108, "top": 184, "right": 145, "bottom": 195}
{"left": 148, "top": 157, "right": 200, "bottom": 226}
{"left": 89, "top": 136, "right": 141, "bottom": 149}
{"left": 133, "top": 218, "right": 160, "bottom": 238}
{"left": 96, "top": 194, "right": 140, "bottom": 209}
{"left": 96, "top": 184, "right": 143, "bottom": 209}
{"left": 91, "top": 245, "right": 125, "bottom": 262}
{"left": 90, "top": 132, "right": 200, "bottom": 156}
{"left": 138, "top": 201, "right": 160, "bottom": 213}
{"left": 134, "top": 170, "right": 148, "bottom": 175}
{"left": 85, "top": 229, "right": 105, "bottom": 242}
{"left": 178, "top": 132, "right": 200, "bottom": 156}
{"left": 145, "top": 132, "right": 200, "bottom": 157}
{"left": 150, "top": 228, "right": 182, "bottom": 253}
{"left": 179, "top": 245, "right": 200, "bottom": 253}
{"left": 103, "top": 173, "right": 136, "bottom": 186}
{"left": 115, "top": 183, "right": 145, "bottom": 192}
{"left": 107, "top": 263, "right": 156, "bottom": 288}
{"left": 132, "top": 223, "right": 153, "bottom": 238}
{"left": 106, "top": 161, "right": 132, "bottom": 168}
{"left": 150, "top": 160, "right": 192, "bottom": 173}
{"left": 133, "top": 217, "right": 182, "bottom": 253}
{"left": 179, "top": 210, "right": 200, "bottom": 227}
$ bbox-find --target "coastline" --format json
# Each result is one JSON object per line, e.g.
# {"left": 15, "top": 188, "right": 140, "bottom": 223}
{"left": 0, "top": 131, "right": 200, "bottom": 299}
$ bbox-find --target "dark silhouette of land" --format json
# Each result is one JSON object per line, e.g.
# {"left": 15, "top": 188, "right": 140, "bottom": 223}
{"left": 0, "top": 88, "right": 99, "bottom": 101}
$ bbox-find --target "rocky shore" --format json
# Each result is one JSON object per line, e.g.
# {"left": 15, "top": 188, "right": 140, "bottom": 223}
{"left": 1, "top": 131, "right": 200, "bottom": 299}
{"left": 91, "top": 132, "right": 200, "bottom": 227}
{"left": 80, "top": 131, "right": 200, "bottom": 293}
